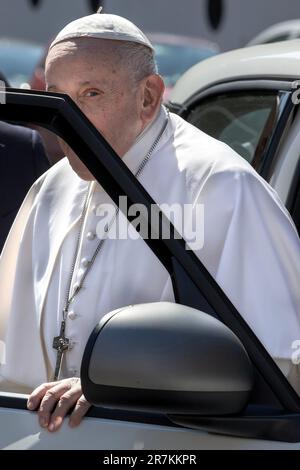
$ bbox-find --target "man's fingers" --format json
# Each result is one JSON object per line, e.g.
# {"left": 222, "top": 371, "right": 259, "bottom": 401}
{"left": 37, "top": 381, "right": 74, "bottom": 428}
{"left": 27, "top": 378, "right": 89, "bottom": 431}
{"left": 27, "top": 381, "right": 57, "bottom": 410}
{"left": 47, "top": 387, "right": 82, "bottom": 432}
{"left": 69, "top": 395, "right": 91, "bottom": 428}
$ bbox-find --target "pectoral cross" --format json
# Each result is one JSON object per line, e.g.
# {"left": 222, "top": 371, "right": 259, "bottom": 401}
{"left": 52, "top": 320, "right": 70, "bottom": 381}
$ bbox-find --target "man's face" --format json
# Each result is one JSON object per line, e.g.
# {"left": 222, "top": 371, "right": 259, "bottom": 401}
{"left": 45, "top": 38, "right": 145, "bottom": 180}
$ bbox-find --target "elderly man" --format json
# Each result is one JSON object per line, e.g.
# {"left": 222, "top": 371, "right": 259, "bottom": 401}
{"left": 0, "top": 13, "right": 299, "bottom": 432}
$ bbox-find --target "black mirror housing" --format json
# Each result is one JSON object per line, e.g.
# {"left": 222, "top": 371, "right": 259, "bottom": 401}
{"left": 81, "top": 302, "right": 254, "bottom": 415}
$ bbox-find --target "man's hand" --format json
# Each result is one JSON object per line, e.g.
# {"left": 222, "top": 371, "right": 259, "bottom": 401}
{"left": 27, "top": 377, "right": 91, "bottom": 432}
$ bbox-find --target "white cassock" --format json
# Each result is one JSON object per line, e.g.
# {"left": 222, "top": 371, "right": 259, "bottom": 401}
{"left": 0, "top": 106, "right": 300, "bottom": 393}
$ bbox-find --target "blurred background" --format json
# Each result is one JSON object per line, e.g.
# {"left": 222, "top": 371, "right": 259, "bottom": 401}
{"left": 2, "top": 0, "right": 300, "bottom": 164}
{"left": 2, "top": 0, "right": 300, "bottom": 90}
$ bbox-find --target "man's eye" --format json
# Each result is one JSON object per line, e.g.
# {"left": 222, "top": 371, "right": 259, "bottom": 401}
{"left": 84, "top": 90, "right": 100, "bottom": 97}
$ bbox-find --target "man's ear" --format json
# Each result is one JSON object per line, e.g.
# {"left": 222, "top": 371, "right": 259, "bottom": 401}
{"left": 140, "top": 74, "right": 165, "bottom": 124}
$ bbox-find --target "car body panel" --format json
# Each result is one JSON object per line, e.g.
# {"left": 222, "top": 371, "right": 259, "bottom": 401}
{"left": 170, "top": 40, "right": 300, "bottom": 105}
{"left": 1, "top": 394, "right": 300, "bottom": 450}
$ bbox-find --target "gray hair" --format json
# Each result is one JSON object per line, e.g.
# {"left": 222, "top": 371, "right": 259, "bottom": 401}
{"left": 47, "top": 37, "right": 158, "bottom": 86}
{"left": 109, "top": 41, "right": 158, "bottom": 84}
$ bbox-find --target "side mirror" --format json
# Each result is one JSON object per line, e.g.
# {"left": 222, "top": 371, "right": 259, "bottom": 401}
{"left": 81, "top": 302, "right": 254, "bottom": 415}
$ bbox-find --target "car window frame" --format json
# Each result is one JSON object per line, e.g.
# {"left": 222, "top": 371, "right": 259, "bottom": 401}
{"left": 1, "top": 88, "right": 300, "bottom": 439}
{"left": 170, "top": 79, "right": 296, "bottom": 181}
{"left": 286, "top": 154, "right": 300, "bottom": 235}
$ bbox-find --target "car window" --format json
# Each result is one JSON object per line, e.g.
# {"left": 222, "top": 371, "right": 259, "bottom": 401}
{"left": 187, "top": 92, "right": 279, "bottom": 167}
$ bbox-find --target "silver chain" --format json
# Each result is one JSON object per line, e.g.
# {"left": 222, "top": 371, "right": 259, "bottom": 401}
{"left": 62, "top": 111, "right": 169, "bottom": 319}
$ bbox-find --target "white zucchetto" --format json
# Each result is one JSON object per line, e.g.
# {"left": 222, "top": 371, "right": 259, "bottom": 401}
{"left": 49, "top": 13, "right": 154, "bottom": 51}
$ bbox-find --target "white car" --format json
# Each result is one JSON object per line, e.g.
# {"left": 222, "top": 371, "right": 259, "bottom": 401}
{"left": 0, "top": 40, "right": 300, "bottom": 450}
{"left": 170, "top": 40, "right": 300, "bottom": 233}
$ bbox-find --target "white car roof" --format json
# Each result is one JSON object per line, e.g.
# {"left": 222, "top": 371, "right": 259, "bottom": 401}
{"left": 170, "top": 39, "right": 300, "bottom": 105}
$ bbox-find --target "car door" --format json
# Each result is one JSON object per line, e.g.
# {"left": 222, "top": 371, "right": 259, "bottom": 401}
{"left": 1, "top": 88, "right": 300, "bottom": 450}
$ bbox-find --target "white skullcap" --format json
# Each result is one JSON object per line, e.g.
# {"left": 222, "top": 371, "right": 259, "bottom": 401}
{"left": 49, "top": 13, "right": 154, "bottom": 51}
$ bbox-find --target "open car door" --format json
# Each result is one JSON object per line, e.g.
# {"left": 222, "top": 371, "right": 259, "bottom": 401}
{"left": 1, "top": 88, "right": 300, "bottom": 449}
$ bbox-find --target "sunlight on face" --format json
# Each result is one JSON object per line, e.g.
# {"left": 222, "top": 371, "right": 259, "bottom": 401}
{"left": 45, "top": 38, "right": 144, "bottom": 180}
